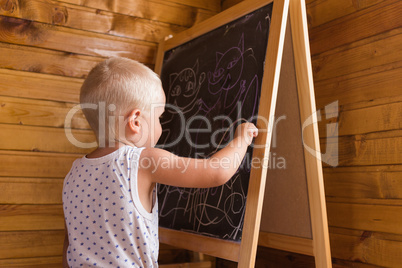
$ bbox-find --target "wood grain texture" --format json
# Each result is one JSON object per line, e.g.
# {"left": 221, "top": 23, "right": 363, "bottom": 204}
{"left": 0, "top": 15, "right": 157, "bottom": 63}
{"left": 0, "top": 68, "right": 82, "bottom": 103}
{"left": 329, "top": 227, "right": 402, "bottom": 267}
{"left": 306, "top": 0, "right": 385, "bottom": 29}
{"left": 0, "top": 150, "right": 80, "bottom": 178}
{"left": 0, "top": 0, "right": 220, "bottom": 266}
{"left": 327, "top": 202, "right": 402, "bottom": 235}
{"left": 258, "top": 232, "right": 314, "bottom": 256}
{"left": 0, "top": 124, "right": 96, "bottom": 153}
{"left": 0, "top": 42, "right": 101, "bottom": 78}
{"left": 0, "top": 177, "right": 64, "bottom": 204}
{"left": 221, "top": 0, "right": 243, "bottom": 11}
{"left": 314, "top": 61, "right": 402, "bottom": 109}
{"left": 323, "top": 165, "right": 402, "bottom": 200}
{"left": 0, "top": 96, "right": 90, "bottom": 129}
{"left": 159, "top": 261, "right": 212, "bottom": 268}
{"left": 0, "top": 0, "right": 187, "bottom": 43}
{"left": 309, "top": 0, "right": 402, "bottom": 55}
{"left": 217, "top": 246, "right": 316, "bottom": 268}
{"left": 0, "top": 0, "right": 401, "bottom": 266}
{"left": 312, "top": 31, "right": 402, "bottom": 82}
{"left": 290, "top": 0, "right": 331, "bottom": 265}
{"left": 309, "top": 0, "right": 402, "bottom": 266}
{"left": 0, "top": 256, "right": 62, "bottom": 267}
{"left": 159, "top": 228, "right": 240, "bottom": 263}
{"left": 321, "top": 130, "right": 402, "bottom": 167}
{"left": 58, "top": 0, "right": 218, "bottom": 27}
{"left": 0, "top": 230, "right": 64, "bottom": 259}
{"left": 0, "top": 204, "right": 64, "bottom": 231}
{"left": 318, "top": 100, "right": 402, "bottom": 137}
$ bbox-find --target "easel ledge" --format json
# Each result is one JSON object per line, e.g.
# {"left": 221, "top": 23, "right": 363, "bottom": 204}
{"left": 159, "top": 227, "right": 240, "bottom": 262}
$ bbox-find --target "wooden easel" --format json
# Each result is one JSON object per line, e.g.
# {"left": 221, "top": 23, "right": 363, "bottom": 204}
{"left": 154, "top": 0, "right": 331, "bottom": 267}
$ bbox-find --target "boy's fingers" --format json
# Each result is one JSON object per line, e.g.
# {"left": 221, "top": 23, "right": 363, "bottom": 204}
{"left": 252, "top": 128, "right": 258, "bottom": 137}
{"left": 247, "top": 126, "right": 258, "bottom": 137}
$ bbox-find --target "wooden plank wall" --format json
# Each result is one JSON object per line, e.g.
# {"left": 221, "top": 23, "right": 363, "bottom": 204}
{"left": 1, "top": 0, "right": 400, "bottom": 266}
{"left": 222, "top": 0, "right": 402, "bottom": 267}
{"left": 0, "top": 0, "right": 219, "bottom": 266}
{"left": 309, "top": 0, "right": 402, "bottom": 267}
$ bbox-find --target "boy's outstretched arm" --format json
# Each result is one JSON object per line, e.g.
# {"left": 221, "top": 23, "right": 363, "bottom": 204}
{"left": 141, "top": 122, "right": 258, "bottom": 188}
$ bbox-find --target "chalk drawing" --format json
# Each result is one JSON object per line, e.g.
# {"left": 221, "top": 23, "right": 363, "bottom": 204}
{"left": 157, "top": 3, "right": 273, "bottom": 241}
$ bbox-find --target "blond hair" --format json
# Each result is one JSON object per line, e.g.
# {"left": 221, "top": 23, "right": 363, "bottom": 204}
{"left": 80, "top": 57, "right": 162, "bottom": 140}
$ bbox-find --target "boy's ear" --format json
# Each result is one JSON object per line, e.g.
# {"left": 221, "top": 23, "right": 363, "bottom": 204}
{"left": 127, "top": 109, "right": 141, "bottom": 134}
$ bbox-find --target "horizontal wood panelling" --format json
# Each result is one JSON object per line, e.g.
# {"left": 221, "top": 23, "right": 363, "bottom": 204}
{"left": 312, "top": 30, "right": 402, "bottom": 82}
{"left": 0, "top": 0, "right": 187, "bottom": 43}
{"left": 0, "top": 0, "right": 222, "bottom": 265}
{"left": 221, "top": 0, "right": 243, "bottom": 11}
{"left": 0, "top": 150, "right": 80, "bottom": 178}
{"left": 0, "top": 178, "right": 63, "bottom": 204}
{"left": 329, "top": 227, "right": 402, "bottom": 267}
{"left": 0, "top": 0, "right": 398, "bottom": 266}
{"left": 58, "top": 0, "right": 218, "bottom": 27}
{"left": 215, "top": 246, "right": 316, "bottom": 267}
{"left": 219, "top": 248, "right": 383, "bottom": 268}
{"left": 0, "top": 42, "right": 100, "bottom": 78}
{"left": 321, "top": 130, "right": 402, "bottom": 167}
{"left": 0, "top": 124, "right": 96, "bottom": 154}
{"left": 327, "top": 198, "right": 402, "bottom": 208}
{"left": 310, "top": 0, "right": 402, "bottom": 266}
{"left": 317, "top": 100, "right": 402, "bottom": 137}
{"left": 254, "top": 246, "right": 315, "bottom": 267}
{"left": 157, "top": 0, "right": 221, "bottom": 12}
{"left": 332, "top": 259, "right": 383, "bottom": 268}
{"left": 323, "top": 165, "right": 402, "bottom": 200}
{"left": 327, "top": 202, "right": 402, "bottom": 235}
{"left": 340, "top": 93, "right": 402, "bottom": 112}
{"left": 309, "top": 0, "right": 402, "bottom": 55}
{"left": 306, "top": 0, "right": 384, "bottom": 29}
{"left": 0, "top": 205, "right": 64, "bottom": 231}
{"left": 0, "top": 96, "right": 89, "bottom": 129}
{"left": 158, "top": 243, "right": 192, "bottom": 265}
{"left": 258, "top": 232, "right": 313, "bottom": 256}
{"left": 0, "top": 68, "right": 82, "bottom": 103}
{"left": 0, "top": 16, "right": 157, "bottom": 63}
{"left": 160, "top": 262, "right": 213, "bottom": 268}
{"left": 314, "top": 62, "right": 402, "bottom": 109}
{"left": 0, "top": 256, "right": 62, "bottom": 267}
{"left": 0, "top": 230, "right": 64, "bottom": 259}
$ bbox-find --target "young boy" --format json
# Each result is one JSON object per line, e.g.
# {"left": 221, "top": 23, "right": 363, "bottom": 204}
{"left": 62, "top": 57, "right": 258, "bottom": 267}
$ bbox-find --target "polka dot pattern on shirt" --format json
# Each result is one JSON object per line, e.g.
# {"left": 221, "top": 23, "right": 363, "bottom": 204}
{"left": 63, "top": 146, "right": 159, "bottom": 267}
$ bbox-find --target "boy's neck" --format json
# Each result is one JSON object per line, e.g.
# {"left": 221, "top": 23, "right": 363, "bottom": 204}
{"left": 86, "top": 139, "right": 132, "bottom": 159}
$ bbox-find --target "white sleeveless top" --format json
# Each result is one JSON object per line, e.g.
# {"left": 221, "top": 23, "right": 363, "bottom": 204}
{"left": 63, "top": 146, "right": 159, "bottom": 267}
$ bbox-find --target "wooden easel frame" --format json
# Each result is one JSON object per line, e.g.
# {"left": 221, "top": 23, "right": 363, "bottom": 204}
{"left": 154, "top": 0, "right": 331, "bottom": 267}
{"left": 258, "top": 1, "right": 331, "bottom": 267}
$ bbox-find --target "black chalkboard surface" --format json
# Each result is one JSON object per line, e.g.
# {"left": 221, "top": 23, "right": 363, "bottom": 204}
{"left": 154, "top": 0, "right": 331, "bottom": 265}
{"left": 157, "top": 3, "right": 273, "bottom": 242}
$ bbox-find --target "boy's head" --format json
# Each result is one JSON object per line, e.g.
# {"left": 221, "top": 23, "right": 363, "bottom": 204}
{"left": 80, "top": 57, "right": 165, "bottom": 146}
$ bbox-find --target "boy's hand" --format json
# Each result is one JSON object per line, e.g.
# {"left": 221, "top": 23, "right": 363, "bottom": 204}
{"left": 234, "top": 122, "right": 258, "bottom": 146}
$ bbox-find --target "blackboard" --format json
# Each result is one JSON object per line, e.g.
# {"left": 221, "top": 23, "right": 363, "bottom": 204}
{"left": 154, "top": 0, "right": 331, "bottom": 266}
{"left": 157, "top": 3, "right": 273, "bottom": 242}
